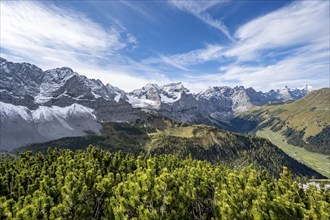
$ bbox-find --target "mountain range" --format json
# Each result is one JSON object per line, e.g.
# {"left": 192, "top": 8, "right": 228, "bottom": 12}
{"left": 0, "top": 57, "right": 314, "bottom": 150}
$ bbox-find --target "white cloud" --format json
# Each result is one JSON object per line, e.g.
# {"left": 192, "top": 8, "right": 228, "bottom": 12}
{"left": 1, "top": 1, "right": 125, "bottom": 55}
{"left": 126, "top": 33, "right": 138, "bottom": 45}
{"left": 143, "top": 44, "right": 223, "bottom": 69}
{"left": 0, "top": 1, "right": 166, "bottom": 92}
{"left": 0, "top": 1, "right": 328, "bottom": 93}
{"left": 216, "top": 1, "right": 330, "bottom": 90}
{"left": 158, "top": 1, "right": 330, "bottom": 91}
{"left": 176, "top": 43, "right": 329, "bottom": 92}
{"left": 225, "top": 1, "right": 329, "bottom": 61}
{"left": 169, "top": 0, "right": 235, "bottom": 42}
{"left": 218, "top": 47, "right": 330, "bottom": 91}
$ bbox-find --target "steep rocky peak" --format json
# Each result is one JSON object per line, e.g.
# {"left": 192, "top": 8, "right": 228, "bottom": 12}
{"left": 246, "top": 87, "right": 257, "bottom": 92}
{"left": 106, "top": 84, "right": 125, "bottom": 93}
{"left": 144, "top": 83, "right": 160, "bottom": 90}
{"left": 45, "top": 67, "right": 76, "bottom": 79}
{"left": 197, "top": 86, "right": 232, "bottom": 99}
{"left": 234, "top": 85, "right": 245, "bottom": 90}
{"left": 0, "top": 57, "right": 43, "bottom": 75}
{"left": 162, "top": 82, "right": 190, "bottom": 95}
{"left": 0, "top": 57, "right": 8, "bottom": 64}
{"left": 302, "top": 85, "right": 314, "bottom": 92}
{"left": 278, "top": 85, "right": 290, "bottom": 92}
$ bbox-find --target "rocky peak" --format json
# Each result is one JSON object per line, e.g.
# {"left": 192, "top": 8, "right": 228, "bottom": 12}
{"left": 276, "top": 85, "right": 305, "bottom": 101}
{"left": 0, "top": 58, "right": 44, "bottom": 82}
{"left": 303, "top": 85, "right": 314, "bottom": 93}
{"left": 161, "top": 82, "right": 190, "bottom": 101}
{"left": 130, "top": 84, "right": 160, "bottom": 98}
{"left": 0, "top": 58, "right": 44, "bottom": 99}
{"left": 163, "top": 82, "right": 187, "bottom": 92}
{"left": 106, "top": 84, "right": 128, "bottom": 102}
{"left": 0, "top": 57, "right": 8, "bottom": 63}
{"left": 43, "top": 68, "right": 76, "bottom": 83}
{"left": 197, "top": 86, "right": 233, "bottom": 100}
{"left": 45, "top": 67, "right": 75, "bottom": 78}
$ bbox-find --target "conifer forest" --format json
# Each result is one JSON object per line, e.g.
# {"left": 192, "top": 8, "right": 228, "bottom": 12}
{"left": 0, "top": 147, "right": 329, "bottom": 219}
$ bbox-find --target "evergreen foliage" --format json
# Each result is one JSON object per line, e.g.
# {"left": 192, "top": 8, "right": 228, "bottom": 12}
{"left": 1, "top": 146, "right": 329, "bottom": 219}
{"left": 19, "top": 116, "right": 324, "bottom": 179}
{"left": 307, "top": 127, "right": 330, "bottom": 154}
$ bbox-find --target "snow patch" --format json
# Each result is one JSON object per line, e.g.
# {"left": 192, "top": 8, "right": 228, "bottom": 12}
{"left": 0, "top": 102, "right": 96, "bottom": 122}
{"left": 114, "top": 94, "right": 121, "bottom": 102}
{"left": 2, "top": 64, "right": 10, "bottom": 74}
{"left": 127, "top": 95, "right": 159, "bottom": 109}
{"left": 0, "top": 102, "right": 31, "bottom": 121}
{"left": 160, "top": 93, "right": 180, "bottom": 103}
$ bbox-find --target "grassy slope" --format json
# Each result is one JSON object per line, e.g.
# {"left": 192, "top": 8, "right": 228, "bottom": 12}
{"left": 246, "top": 88, "right": 329, "bottom": 138}
{"left": 238, "top": 88, "right": 330, "bottom": 156}
{"left": 20, "top": 115, "right": 325, "bottom": 178}
{"left": 257, "top": 128, "right": 330, "bottom": 178}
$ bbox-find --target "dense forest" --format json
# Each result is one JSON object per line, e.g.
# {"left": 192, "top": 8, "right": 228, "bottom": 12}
{"left": 1, "top": 146, "right": 329, "bottom": 219}
{"left": 19, "top": 116, "right": 324, "bottom": 178}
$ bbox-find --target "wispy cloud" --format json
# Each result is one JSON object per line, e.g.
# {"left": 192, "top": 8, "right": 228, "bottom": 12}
{"left": 154, "top": 1, "right": 330, "bottom": 92}
{"left": 0, "top": 1, "right": 167, "bottom": 91}
{"left": 169, "top": 0, "right": 235, "bottom": 42}
{"left": 1, "top": 1, "right": 126, "bottom": 56}
{"left": 218, "top": 49, "right": 329, "bottom": 90}
{"left": 225, "top": 1, "right": 329, "bottom": 61}
{"left": 218, "top": 1, "right": 330, "bottom": 90}
{"left": 0, "top": 1, "right": 328, "bottom": 93}
{"left": 143, "top": 44, "right": 223, "bottom": 70}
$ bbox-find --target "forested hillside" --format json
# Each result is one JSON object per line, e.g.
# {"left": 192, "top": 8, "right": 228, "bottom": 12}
{"left": 0, "top": 147, "right": 329, "bottom": 219}
{"left": 20, "top": 115, "right": 324, "bottom": 178}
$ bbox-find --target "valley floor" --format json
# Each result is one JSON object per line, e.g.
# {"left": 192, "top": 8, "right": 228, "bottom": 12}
{"left": 256, "top": 128, "right": 330, "bottom": 178}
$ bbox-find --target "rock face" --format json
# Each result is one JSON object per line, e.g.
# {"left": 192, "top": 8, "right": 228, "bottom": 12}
{"left": 0, "top": 58, "right": 141, "bottom": 150}
{"left": 0, "top": 57, "right": 140, "bottom": 123}
{"left": 0, "top": 57, "right": 312, "bottom": 150}
{"left": 127, "top": 83, "right": 311, "bottom": 125}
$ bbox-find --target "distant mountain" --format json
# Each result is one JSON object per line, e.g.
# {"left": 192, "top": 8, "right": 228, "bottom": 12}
{"left": 0, "top": 57, "right": 140, "bottom": 121}
{"left": 127, "top": 83, "right": 312, "bottom": 128}
{"left": 20, "top": 115, "right": 324, "bottom": 178}
{"left": 0, "top": 58, "right": 313, "bottom": 150}
{"left": 237, "top": 89, "right": 330, "bottom": 154}
{"left": 0, "top": 58, "right": 141, "bottom": 150}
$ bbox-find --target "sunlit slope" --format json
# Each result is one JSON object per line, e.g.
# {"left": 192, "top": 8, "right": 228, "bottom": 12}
{"left": 240, "top": 88, "right": 330, "bottom": 154}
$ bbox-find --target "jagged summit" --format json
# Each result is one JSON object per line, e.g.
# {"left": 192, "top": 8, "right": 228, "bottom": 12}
{"left": 302, "top": 84, "right": 314, "bottom": 92}
{"left": 127, "top": 82, "right": 192, "bottom": 109}
{"left": 0, "top": 58, "right": 319, "bottom": 150}
{"left": 0, "top": 58, "right": 313, "bottom": 107}
{"left": 0, "top": 58, "right": 315, "bottom": 126}
{"left": 0, "top": 58, "right": 134, "bottom": 107}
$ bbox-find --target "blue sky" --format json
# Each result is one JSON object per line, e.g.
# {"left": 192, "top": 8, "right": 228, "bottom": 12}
{"left": 1, "top": 0, "right": 329, "bottom": 92}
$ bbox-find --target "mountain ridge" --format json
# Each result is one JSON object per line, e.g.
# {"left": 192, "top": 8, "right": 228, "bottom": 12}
{"left": 0, "top": 57, "right": 318, "bottom": 150}
{"left": 1, "top": 57, "right": 313, "bottom": 109}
